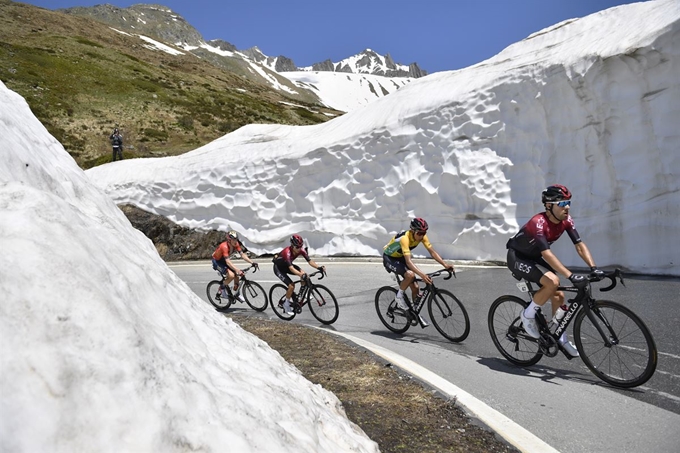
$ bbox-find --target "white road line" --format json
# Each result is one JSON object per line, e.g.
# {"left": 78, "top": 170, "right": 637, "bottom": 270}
{"left": 321, "top": 329, "right": 559, "bottom": 453}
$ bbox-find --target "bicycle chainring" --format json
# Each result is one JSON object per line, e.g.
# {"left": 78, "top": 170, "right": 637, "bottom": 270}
{"left": 539, "top": 333, "right": 559, "bottom": 357}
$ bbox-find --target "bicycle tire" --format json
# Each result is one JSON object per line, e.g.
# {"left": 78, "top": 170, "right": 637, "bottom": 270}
{"left": 574, "top": 300, "right": 657, "bottom": 388}
{"left": 375, "top": 287, "right": 411, "bottom": 334}
{"left": 269, "top": 283, "right": 296, "bottom": 321}
{"left": 206, "top": 280, "right": 232, "bottom": 311}
{"left": 307, "top": 284, "right": 339, "bottom": 325}
{"left": 488, "top": 295, "right": 542, "bottom": 366}
{"left": 428, "top": 289, "right": 470, "bottom": 342}
{"left": 242, "top": 280, "right": 268, "bottom": 312}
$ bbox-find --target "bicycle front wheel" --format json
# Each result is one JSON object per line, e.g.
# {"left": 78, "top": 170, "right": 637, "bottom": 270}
{"left": 574, "top": 300, "right": 657, "bottom": 388}
{"left": 375, "top": 287, "right": 411, "bottom": 334}
{"left": 488, "top": 295, "right": 542, "bottom": 366}
{"left": 206, "top": 280, "right": 231, "bottom": 311}
{"left": 428, "top": 289, "right": 470, "bottom": 342}
{"left": 307, "top": 284, "right": 339, "bottom": 325}
{"left": 269, "top": 284, "right": 296, "bottom": 320}
{"left": 242, "top": 280, "right": 268, "bottom": 311}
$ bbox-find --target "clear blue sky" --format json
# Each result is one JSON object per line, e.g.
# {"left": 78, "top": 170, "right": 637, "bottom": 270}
{"left": 25, "top": 0, "right": 642, "bottom": 73}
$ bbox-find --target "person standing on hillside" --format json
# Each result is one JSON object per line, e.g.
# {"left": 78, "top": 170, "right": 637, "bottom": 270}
{"left": 110, "top": 128, "right": 124, "bottom": 161}
{"left": 506, "top": 184, "right": 604, "bottom": 357}
{"left": 382, "top": 217, "right": 455, "bottom": 327}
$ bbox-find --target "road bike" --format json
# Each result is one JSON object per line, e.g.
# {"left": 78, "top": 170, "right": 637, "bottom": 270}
{"left": 488, "top": 269, "right": 657, "bottom": 388}
{"left": 375, "top": 268, "right": 470, "bottom": 342}
{"left": 269, "top": 269, "right": 339, "bottom": 325}
{"left": 206, "top": 263, "right": 268, "bottom": 312}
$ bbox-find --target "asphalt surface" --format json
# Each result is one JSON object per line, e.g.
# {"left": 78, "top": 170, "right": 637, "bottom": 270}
{"left": 170, "top": 258, "right": 680, "bottom": 453}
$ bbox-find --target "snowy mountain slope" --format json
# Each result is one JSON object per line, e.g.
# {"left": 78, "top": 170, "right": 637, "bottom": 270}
{"left": 86, "top": 0, "right": 680, "bottom": 275}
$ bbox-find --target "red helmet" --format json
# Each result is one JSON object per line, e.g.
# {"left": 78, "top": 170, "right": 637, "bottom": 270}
{"left": 290, "top": 234, "right": 304, "bottom": 248}
{"left": 542, "top": 184, "right": 572, "bottom": 203}
{"left": 410, "top": 217, "right": 429, "bottom": 232}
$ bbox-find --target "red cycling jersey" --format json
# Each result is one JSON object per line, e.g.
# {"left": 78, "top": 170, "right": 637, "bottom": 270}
{"left": 506, "top": 212, "right": 581, "bottom": 259}
{"left": 274, "top": 246, "right": 310, "bottom": 267}
{"left": 212, "top": 241, "right": 242, "bottom": 260}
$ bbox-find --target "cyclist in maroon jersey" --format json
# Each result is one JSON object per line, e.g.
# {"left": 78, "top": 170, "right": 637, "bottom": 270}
{"left": 273, "top": 234, "right": 325, "bottom": 314}
{"left": 506, "top": 184, "right": 604, "bottom": 357}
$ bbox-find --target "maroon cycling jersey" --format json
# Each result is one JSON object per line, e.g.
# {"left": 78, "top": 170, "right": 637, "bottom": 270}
{"left": 274, "top": 246, "right": 310, "bottom": 267}
{"left": 506, "top": 212, "right": 581, "bottom": 259}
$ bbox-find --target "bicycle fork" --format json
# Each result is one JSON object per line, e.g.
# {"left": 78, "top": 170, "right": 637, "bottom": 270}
{"left": 583, "top": 301, "right": 619, "bottom": 347}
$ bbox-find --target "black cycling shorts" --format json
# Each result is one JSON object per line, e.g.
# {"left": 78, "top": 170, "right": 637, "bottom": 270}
{"left": 273, "top": 262, "right": 301, "bottom": 286}
{"left": 506, "top": 248, "right": 554, "bottom": 284}
{"left": 383, "top": 254, "right": 408, "bottom": 277}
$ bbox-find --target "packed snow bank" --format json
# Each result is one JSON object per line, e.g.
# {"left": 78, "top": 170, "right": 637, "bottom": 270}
{"left": 0, "top": 81, "right": 378, "bottom": 452}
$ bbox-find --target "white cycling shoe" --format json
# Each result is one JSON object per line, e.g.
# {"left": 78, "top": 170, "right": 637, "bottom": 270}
{"left": 520, "top": 310, "right": 541, "bottom": 339}
{"left": 282, "top": 300, "right": 295, "bottom": 315}
{"left": 560, "top": 340, "right": 580, "bottom": 358}
{"left": 395, "top": 296, "right": 409, "bottom": 311}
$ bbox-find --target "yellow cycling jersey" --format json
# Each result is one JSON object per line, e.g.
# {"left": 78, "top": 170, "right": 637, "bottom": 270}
{"left": 383, "top": 230, "right": 432, "bottom": 258}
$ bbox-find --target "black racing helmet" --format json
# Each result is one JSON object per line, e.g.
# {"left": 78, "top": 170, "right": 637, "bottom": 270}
{"left": 410, "top": 217, "right": 429, "bottom": 232}
{"left": 542, "top": 184, "right": 572, "bottom": 203}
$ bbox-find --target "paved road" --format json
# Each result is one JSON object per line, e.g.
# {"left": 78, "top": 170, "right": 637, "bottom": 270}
{"left": 171, "top": 259, "right": 680, "bottom": 453}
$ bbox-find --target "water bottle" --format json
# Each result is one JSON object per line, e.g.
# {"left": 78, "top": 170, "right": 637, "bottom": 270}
{"left": 553, "top": 304, "right": 568, "bottom": 325}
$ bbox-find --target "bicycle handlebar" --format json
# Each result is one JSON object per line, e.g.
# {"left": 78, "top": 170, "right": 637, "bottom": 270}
{"left": 309, "top": 267, "right": 326, "bottom": 280}
{"left": 411, "top": 268, "right": 455, "bottom": 284}
{"left": 293, "top": 267, "right": 327, "bottom": 284}
{"left": 430, "top": 268, "right": 455, "bottom": 280}
{"left": 593, "top": 268, "right": 625, "bottom": 292}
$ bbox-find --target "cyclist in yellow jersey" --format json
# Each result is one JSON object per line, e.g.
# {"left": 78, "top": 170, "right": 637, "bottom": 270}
{"left": 383, "top": 218, "right": 454, "bottom": 326}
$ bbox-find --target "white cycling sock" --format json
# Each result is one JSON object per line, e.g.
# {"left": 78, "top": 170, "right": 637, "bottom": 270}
{"left": 396, "top": 289, "right": 404, "bottom": 299}
{"left": 524, "top": 301, "right": 539, "bottom": 318}
{"left": 559, "top": 332, "right": 569, "bottom": 344}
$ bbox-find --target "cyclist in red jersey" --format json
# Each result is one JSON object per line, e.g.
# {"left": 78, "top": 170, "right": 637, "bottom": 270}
{"left": 272, "top": 234, "right": 324, "bottom": 314}
{"left": 212, "top": 231, "right": 257, "bottom": 302}
{"left": 506, "top": 185, "right": 604, "bottom": 357}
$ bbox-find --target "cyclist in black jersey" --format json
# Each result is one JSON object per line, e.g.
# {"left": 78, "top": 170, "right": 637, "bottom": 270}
{"left": 506, "top": 185, "right": 604, "bottom": 356}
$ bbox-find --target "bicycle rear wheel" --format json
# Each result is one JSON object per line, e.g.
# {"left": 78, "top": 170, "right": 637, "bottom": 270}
{"left": 206, "top": 280, "right": 232, "bottom": 311}
{"left": 488, "top": 295, "right": 542, "bottom": 366}
{"left": 268, "top": 283, "right": 296, "bottom": 320}
{"left": 307, "top": 284, "right": 339, "bottom": 325}
{"left": 574, "top": 300, "right": 657, "bottom": 388}
{"left": 375, "top": 287, "right": 411, "bottom": 334}
{"left": 428, "top": 289, "right": 470, "bottom": 342}
{"left": 242, "top": 280, "right": 268, "bottom": 311}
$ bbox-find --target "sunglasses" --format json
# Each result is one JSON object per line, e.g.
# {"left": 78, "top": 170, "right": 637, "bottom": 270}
{"left": 414, "top": 230, "right": 427, "bottom": 236}
{"left": 548, "top": 200, "right": 571, "bottom": 207}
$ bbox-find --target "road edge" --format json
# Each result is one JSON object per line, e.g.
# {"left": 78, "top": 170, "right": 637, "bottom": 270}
{"left": 320, "top": 329, "right": 560, "bottom": 453}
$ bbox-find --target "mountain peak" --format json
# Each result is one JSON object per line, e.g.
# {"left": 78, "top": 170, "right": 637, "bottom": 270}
{"left": 293, "top": 48, "right": 427, "bottom": 78}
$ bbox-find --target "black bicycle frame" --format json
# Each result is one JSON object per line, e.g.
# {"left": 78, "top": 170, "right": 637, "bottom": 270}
{"left": 525, "top": 281, "right": 619, "bottom": 347}
{"left": 394, "top": 274, "right": 429, "bottom": 314}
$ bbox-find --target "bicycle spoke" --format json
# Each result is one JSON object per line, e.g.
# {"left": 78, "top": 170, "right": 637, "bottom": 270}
{"left": 243, "top": 281, "right": 268, "bottom": 311}
{"left": 429, "top": 289, "right": 470, "bottom": 342}
{"left": 488, "top": 295, "right": 542, "bottom": 366}
{"left": 574, "top": 300, "right": 657, "bottom": 388}
{"left": 308, "top": 285, "right": 339, "bottom": 325}
{"left": 375, "top": 287, "right": 410, "bottom": 334}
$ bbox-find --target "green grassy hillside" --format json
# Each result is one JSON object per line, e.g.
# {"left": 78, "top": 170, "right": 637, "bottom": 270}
{"left": 0, "top": 1, "right": 340, "bottom": 168}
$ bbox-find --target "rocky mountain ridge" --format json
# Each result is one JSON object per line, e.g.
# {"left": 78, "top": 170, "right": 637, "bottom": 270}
{"left": 60, "top": 3, "right": 426, "bottom": 78}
